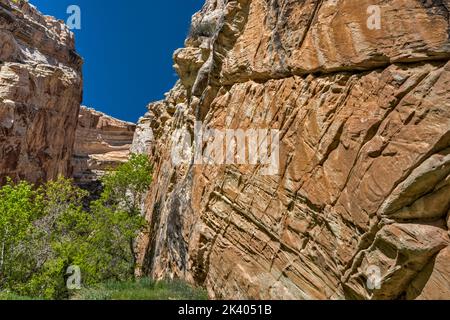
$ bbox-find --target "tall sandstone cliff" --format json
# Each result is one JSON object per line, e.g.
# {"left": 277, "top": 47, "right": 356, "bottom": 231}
{"left": 0, "top": 0, "right": 82, "bottom": 183}
{"left": 133, "top": 0, "right": 450, "bottom": 300}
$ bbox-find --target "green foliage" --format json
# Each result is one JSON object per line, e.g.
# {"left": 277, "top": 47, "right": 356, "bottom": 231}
{"left": 85, "top": 153, "right": 152, "bottom": 283}
{"left": 101, "top": 153, "right": 153, "bottom": 213}
{"left": 0, "top": 291, "right": 37, "bottom": 300}
{"left": 73, "top": 278, "right": 208, "bottom": 300}
{"left": 0, "top": 179, "right": 42, "bottom": 293}
{"left": 0, "top": 154, "right": 153, "bottom": 300}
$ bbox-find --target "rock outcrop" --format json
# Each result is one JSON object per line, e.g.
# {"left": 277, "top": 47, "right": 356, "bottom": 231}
{"left": 0, "top": 0, "right": 82, "bottom": 183}
{"left": 133, "top": 0, "right": 450, "bottom": 300}
{"left": 72, "top": 106, "right": 136, "bottom": 184}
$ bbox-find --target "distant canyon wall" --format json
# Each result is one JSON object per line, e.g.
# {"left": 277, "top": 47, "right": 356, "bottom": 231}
{"left": 133, "top": 0, "right": 450, "bottom": 299}
{"left": 0, "top": 0, "right": 82, "bottom": 183}
{"left": 0, "top": 1, "right": 135, "bottom": 185}
{"left": 72, "top": 106, "right": 136, "bottom": 184}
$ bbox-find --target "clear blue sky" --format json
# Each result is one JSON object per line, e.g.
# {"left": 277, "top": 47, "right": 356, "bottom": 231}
{"left": 30, "top": 0, "right": 203, "bottom": 123}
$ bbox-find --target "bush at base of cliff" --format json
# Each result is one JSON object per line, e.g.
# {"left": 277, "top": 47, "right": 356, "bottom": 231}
{"left": 0, "top": 154, "right": 153, "bottom": 300}
{"left": 72, "top": 278, "right": 208, "bottom": 300}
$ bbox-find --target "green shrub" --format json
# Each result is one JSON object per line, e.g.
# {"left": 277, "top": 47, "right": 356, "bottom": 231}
{"left": 101, "top": 153, "right": 153, "bottom": 214}
{"left": 0, "top": 179, "right": 43, "bottom": 294}
{"left": 73, "top": 278, "right": 208, "bottom": 300}
{"left": 0, "top": 291, "right": 37, "bottom": 300}
{"left": 0, "top": 154, "right": 153, "bottom": 300}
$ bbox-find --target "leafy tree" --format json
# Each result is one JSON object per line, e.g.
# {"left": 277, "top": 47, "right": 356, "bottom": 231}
{"left": 0, "top": 179, "right": 42, "bottom": 293}
{"left": 91, "top": 153, "right": 152, "bottom": 278}
{"left": 0, "top": 154, "right": 153, "bottom": 299}
{"left": 101, "top": 153, "right": 153, "bottom": 214}
{"left": 21, "top": 177, "right": 90, "bottom": 299}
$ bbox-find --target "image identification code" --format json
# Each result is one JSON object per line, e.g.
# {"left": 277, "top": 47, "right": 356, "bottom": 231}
{"left": 178, "top": 304, "right": 272, "bottom": 318}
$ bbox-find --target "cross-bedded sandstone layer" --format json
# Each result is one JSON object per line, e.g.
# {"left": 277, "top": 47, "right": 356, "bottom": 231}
{"left": 137, "top": 0, "right": 450, "bottom": 299}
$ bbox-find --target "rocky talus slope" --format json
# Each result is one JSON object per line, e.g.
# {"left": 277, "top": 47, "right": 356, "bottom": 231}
{"left": 0, "top": 0, "right": 82, "bottom": 183}
{"left": 72, "top": 106, "right": 136, "bottom": 184}
{"left": 133, "top": 0, "right": 450, "bottom": 299}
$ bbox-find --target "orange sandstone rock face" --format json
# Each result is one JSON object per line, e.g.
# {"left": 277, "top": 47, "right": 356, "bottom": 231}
{"left": 134, "top": 0, "right": 450, "bottom": 299}
{"left": 72, "top": 106, "right": 136, "bottom": 183}
{"left": 0, "top": 0, "right": 82, "bottom": 183}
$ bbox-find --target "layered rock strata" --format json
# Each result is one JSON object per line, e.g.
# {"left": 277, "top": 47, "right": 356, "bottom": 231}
{"left": 134, "top": 0, "right": 450, "bottom": 300}
{"left": 0, "top": 0, "right": 82, "bottom": 183}
{"left": 72, "top": 106, "right": 136, "bottom": 183}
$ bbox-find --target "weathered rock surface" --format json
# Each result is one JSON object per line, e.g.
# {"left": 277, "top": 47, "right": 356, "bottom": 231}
{"left": 0, "top": 0, "right": 82, "bottom": 183}
{"left": 72, "top": 106, "right": 136, "bottom": 183}
{"left": 134, "top": 0, "right": 450, "bottom": 299}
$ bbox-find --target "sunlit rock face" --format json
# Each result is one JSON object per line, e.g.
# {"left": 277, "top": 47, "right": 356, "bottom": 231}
{"left": 72, "top": 106, "right": 136, "bottom": 184}
{"left": 0, "top": 0, "right": 83, "bottom": 183}
{"left": 134, "top": 0, "right": 450, "bottom": 299}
